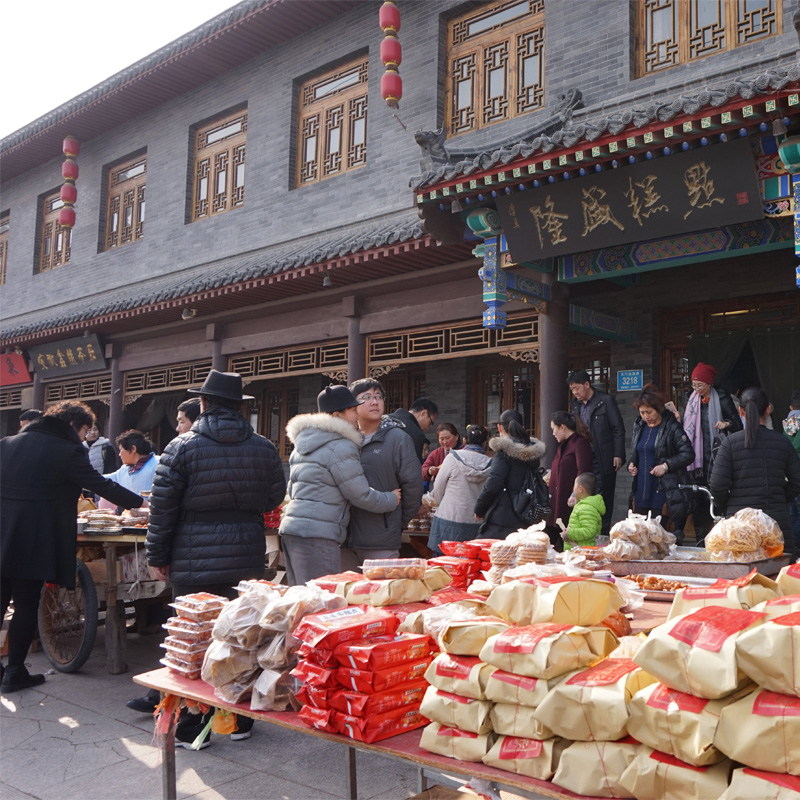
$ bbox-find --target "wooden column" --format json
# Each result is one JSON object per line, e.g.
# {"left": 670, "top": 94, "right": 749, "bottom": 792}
{"left": 32, "top": 370, "right": 45, "bottom": 409}
{"left": 538, "top": 276, "right": 569, "bottom": 468}
{"left": 207, "top": 323, "right": 226, "bottom": 372}
{"left": 107, "top": 345, "right": 124, "bottom": 445}
{"left": 343, "top": 296, "right": 365, "bottom": 384}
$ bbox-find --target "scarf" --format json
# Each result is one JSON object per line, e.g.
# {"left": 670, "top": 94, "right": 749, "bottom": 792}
{"left": 127, "top": 454, "right": 153, "bottom": 475}
{"left": 683, "top": 388, "right": 723, "bottom": 473}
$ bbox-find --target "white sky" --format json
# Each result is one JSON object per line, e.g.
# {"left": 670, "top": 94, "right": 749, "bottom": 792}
{"left": 3, "top": 0, "right": 242, "bottom": 139}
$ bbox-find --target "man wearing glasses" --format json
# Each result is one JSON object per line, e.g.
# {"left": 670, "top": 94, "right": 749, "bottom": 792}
{"left": 344, "top": 380, "right": 424, "bottom": 568}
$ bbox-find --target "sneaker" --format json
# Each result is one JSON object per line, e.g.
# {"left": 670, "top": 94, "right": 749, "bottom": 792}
{"left": 230, "top": 730, "right": 251, "bottom": 741}
{"left": 175, "top": 739, "right": 211, "bottom": 751}
{"left": 1, "top": 666, "right": 45, "bottom": 693}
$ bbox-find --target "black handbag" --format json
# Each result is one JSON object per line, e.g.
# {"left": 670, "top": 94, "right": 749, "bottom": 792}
{"left": 512, "top": 466, "right": 551, "bottom": 525}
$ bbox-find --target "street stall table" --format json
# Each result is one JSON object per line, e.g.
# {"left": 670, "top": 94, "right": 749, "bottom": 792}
{"left": 134, "top": 666, "right": 606, "bottom": 800}
{"left": 133, "top": 600, "right": 671, "bottom": 800}
{"left": 39, "top": 532, "right": 168, "bottom": 675}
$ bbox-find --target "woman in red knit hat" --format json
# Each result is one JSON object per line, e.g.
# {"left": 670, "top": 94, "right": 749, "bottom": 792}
{"left": 681, "top": 362, "right": 742, "bottom": 542}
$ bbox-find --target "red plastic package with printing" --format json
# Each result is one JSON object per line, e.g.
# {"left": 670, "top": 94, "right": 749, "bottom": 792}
{"left": 336, "top": 656, "right": 434, "bottom": 694}
{"left": 298, "top": 704, "right": 337, "bottom": 732}
{"left": 387, "top": 602, "right": 431, "bottom": 624}
{"left": 334, "top": 633, "right": 433, "bottom": 670}
{"left": 292, "top": 605, "right": 399, "bottom": 649}
{"left": 334, "top": 705, "right": 429, "bottom": 743}
{"left": 290, "top": 659, "right": 340, "bottom": 689}
{"left": 428, "top": 588, "right": 485, "bottom": 606}
{"left": 328, "top": 680, "right": 429, "bottom": 717}
{"left": 427, "top": 556, "right": 480, "bottom": 577}
{"left": 295, "top": 683, "right": 335, "bottom": 710}
{"left": 440, "top": 541, "right": 483, "bottom": 559}
{"left": 296, "top": 642, "right": 339, "bottom": 668}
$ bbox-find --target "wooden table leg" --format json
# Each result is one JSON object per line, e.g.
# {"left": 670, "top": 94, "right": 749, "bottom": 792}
{"left": 345, "top": 745, "right": 357, "bottom": 800}
{"left": 162, "top": 694, "right": 177, "bottom": 800}
{"left": 104, "top": 543, "right": 128, "bottom": 674}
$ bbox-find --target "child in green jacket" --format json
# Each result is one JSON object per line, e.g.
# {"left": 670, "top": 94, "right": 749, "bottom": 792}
{"left": 562, "top": 472, "right": 606, "bottom": 550}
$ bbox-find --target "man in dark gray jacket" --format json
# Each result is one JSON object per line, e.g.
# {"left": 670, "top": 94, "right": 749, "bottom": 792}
{"left": 568, "top": 370, "right": 626, "bottom": 536}
{"left": 344, "top": 379, "right": 424, "bottom": 567}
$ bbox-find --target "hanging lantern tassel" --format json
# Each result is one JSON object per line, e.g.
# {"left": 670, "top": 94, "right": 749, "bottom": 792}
{"left": 379, "top": 1, "right": 402, "bottom": 110}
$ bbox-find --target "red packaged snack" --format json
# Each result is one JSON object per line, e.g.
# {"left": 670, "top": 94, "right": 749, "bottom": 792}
{"left": 428, "top": 588, "right": 486, "bottom": 606}
{"left": 334, "top": 705, "right": 428, "bottom": 743}
{"left": 290, "top": 660, "right": 340, "bottom": 689}
{"left": 298, "top": 704, "right": 337, "bottom": 732}
{"left": 336, "top": 656, "right": 434, "bottom": 693}
{"left": 295, "top": 683, "right": 335, "bottom": 709}
{"left": 334, "top": 633, "right": 432, "bottom": 670}
{"left": 308, "top": 571, "right": 364, "bottom": 595}
{"left": 427, "top": 556, "right": 480, "bottom": 577}
{"left": 296, "top": 642, "right": 339, "bottom": 668}
{"left": 387, "top": 602, "right": 431, "bottom": 624}
{"left": 328, "top": 680, "right": 429, "bottom": 717}
{"left": 440, "top": 541, "right": 483, "bottom": 559}
{"left": 292, "top": 605, "right": 399, "bottom": 649}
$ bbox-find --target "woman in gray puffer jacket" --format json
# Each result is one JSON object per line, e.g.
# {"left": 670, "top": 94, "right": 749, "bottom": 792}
{"left": 280, "top": 386, "right": 400, "bottom": 585}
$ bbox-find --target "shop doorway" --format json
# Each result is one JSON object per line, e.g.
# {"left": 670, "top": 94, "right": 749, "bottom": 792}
{"left": 474, "top": 359, "right": 537, "bottom": 437}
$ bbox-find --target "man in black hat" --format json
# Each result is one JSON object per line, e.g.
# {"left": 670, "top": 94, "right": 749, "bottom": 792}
{"left": 137, "top": 370, "right": 286, "bottom": 745}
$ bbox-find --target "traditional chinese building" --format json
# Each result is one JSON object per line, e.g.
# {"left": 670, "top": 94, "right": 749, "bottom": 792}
{"left": 1, "top": 0, "right": 798, "bottom": 521}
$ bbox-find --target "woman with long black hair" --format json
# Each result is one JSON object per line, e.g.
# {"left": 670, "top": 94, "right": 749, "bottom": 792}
{"left": 473, "top": 409, "right": 547, "bottom": 539}
{"left": 710, "top": 387, "right": 800, "bottom": 540}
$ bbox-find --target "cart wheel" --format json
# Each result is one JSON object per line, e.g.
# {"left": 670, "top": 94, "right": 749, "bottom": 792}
{"left": 38, "top": 559, "right": 99, "bottom": 673}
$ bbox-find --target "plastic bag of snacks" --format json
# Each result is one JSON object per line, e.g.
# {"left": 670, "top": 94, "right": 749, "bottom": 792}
{"left": 362, "top": 558, "right": 427, "bottom": 580}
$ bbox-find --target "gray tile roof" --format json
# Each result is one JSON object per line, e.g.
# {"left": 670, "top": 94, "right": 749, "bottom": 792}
{"left": 412, "top": 65, "right": 800, "bottom": 189}
{"left": 1, "top": 211, "right": 425, "bottom": 340}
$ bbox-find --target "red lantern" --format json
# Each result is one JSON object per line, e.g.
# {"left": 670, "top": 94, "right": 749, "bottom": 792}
{"left": 62, "top": 136, "right": 80, "bottom": 158}
{"left": 62, "top": 159, "right": 79, "bottom": 181}
{"left": 60, "top": 183, "right": 78, "bottom": 204}
{"left": 380, "top": 37, "right": 402, "bottom": 68}
{"left": 59, "top": 207, "right": 76, "bottom": 229}
{"left": 379, "top": 1, "right": 400, "bottom": 33}
{"left": 381, "top": 72, "right": 403, "bottom": 108}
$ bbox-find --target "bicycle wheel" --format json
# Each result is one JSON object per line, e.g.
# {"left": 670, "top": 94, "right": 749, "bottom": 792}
{"left": 38, "top": 558, "right": 99, "bottom": 673}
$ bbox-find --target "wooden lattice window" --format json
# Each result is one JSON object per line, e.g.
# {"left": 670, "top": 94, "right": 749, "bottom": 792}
{"left": 0, "top": 212, "right": 8, "bottom": 285}
{"left": 637, "top": 0, "right": 781, "bottom": 76}
{"left": 445, "top": 0, "right": 545, "bottom": 136}
{"left": 191, "top": 109, "right": 247, "bottom": 222}
{"left": 104, "top": 154, "right": 146, "bottom": 250}
{"left": 38, "top": 190, "right": 70, "bottom": 273}
{"left": 296, "top": 57, "right": 368, "bottom": 186}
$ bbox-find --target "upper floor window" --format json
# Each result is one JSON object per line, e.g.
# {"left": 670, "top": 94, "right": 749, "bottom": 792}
{"left": 0, "top": 213, "right": 8, "bottom": 286}
{"left": 445, "top": 0, "right": 545, "bottom": 136}
{"left": 38, "top": 191, "right": 70, "bottom": 273}
{"left": 296, "top": 57, "right": 368, "bottom": 187}
{"left": 105, "top": 154, "right": 146, "bottom": 250}
{"left": 637, "top": 0, "right": 781, "bottom": 75}
{"left": 191, "top": 109, "right": 247, "bottom": 222}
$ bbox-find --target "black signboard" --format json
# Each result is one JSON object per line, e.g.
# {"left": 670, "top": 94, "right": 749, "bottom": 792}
{"left": 496, "top": 139, "right": 763, "bottom": 262}
{"left": 29, "top": 334, "right": 106, "bottom": 376}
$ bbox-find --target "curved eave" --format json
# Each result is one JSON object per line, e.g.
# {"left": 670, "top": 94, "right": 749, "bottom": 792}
{"left": 1, "top": 237, "right": 474, "bottom": 347}
{"left": 416, "top": 91, "right": 800, "bottom": 206}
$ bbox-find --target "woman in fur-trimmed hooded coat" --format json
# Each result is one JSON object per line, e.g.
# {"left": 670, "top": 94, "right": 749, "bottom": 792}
{"left": 279, "top": 412, "right": 398, "bottom": 582}
{"left": 474, "top": 409, "right": 547, "bottom": 540}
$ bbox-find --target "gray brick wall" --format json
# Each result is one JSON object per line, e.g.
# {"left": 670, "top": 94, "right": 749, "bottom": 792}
{"left": 1, "top": 0, "right": 793, "bottom": 324}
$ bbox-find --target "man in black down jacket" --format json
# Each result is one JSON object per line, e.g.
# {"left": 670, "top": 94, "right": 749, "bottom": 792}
{"left": 143, "top": 371, "right": 286, "bottom": 743}
{"left": 569, "top": 370, "right": 626, "bottom": 536}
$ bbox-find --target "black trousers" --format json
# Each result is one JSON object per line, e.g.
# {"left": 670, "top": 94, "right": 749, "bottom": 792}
{"left": 597, "top": 469, "right": 618, "bottom": 537}
{"left": 0, "top": 577, "right": 44, "bottom": 668}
